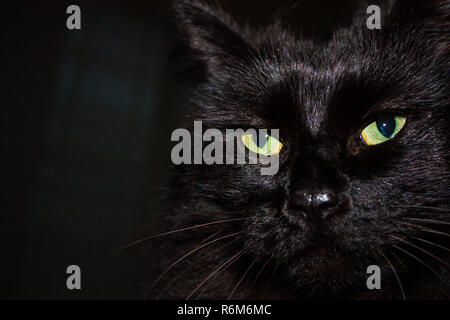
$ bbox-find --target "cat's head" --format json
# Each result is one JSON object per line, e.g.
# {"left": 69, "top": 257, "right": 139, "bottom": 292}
{"left": 169, "top": 0, "right": 449, "bottom": 297}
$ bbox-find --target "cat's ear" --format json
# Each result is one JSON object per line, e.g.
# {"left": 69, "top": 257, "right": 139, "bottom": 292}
{"left": 386, "top": 0, "right": 449, "bottom": 26}
{"left": 172, "top": 0, "right": 252, "bottom": 72}
{"left": 385, "top": 0, "right": 449, "bottom": 57}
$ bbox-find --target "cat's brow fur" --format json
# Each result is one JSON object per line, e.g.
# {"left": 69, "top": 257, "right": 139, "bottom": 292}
{"left": 143, "top": 0, "right": 450, "bottom": 299}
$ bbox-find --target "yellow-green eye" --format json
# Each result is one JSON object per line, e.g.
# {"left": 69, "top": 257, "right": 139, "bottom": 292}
{"left": 361, "top": 115, "right": 406, "bottom": 146}
{"left": 241, "top": 131, "right": 283, "bottom": 155}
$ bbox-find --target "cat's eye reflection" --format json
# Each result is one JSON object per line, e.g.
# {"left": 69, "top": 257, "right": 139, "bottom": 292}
{"left": 242, "top": 131, "right": 283, "bottom": 155}
{"left": 361, "top": 115, "right": 406, "bottom": 146}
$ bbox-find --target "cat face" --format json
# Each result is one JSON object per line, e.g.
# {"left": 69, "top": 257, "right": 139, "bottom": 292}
{"left": 164, "top": 0, "right": 449, "bottom": 298}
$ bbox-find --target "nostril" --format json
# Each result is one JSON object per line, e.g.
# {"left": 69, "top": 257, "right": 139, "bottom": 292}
{"left": 291, "top": 190, "right": 339, "bottom": 220}
{"left": 291, "top": 191, "right": 312, "bottom": 209}
{"left": 314, "top": 191, "right": 337, "bottom": 208}
{"left": 293, "top": 190, "right": 337, "bottom": 208}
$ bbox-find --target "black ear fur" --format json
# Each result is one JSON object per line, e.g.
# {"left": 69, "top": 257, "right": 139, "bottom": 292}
{"left": 385, "top": 0, "right": 449, "bottom": 59}
{"left": 172, "top": 0, "right": 253, "bottom": 72}
{"left": 385, "top": 0, "right": 449, "bottom": 26}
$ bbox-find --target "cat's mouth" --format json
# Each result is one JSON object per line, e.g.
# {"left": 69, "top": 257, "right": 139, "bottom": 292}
{"left": 293, "top": 243, "right": 348, "bottom": 276}
{"left": 302, "top": 245, "right": 330, "bottom": 258}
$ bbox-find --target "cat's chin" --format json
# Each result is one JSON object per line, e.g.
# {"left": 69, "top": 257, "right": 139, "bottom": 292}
{"left": 283, "top": 245, "right": 364, "bottom": 295}
{"left": 294, "top": 246, "right": 346, "bottom": 275}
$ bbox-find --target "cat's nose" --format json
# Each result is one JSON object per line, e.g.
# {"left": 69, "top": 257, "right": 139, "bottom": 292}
{"left": 291, "top": 190, "right": 338, "bottom": 221}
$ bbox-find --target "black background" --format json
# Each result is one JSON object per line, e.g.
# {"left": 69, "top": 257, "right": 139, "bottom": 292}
{"left": 2, "top": 0, "right": 365, "bottom": 299}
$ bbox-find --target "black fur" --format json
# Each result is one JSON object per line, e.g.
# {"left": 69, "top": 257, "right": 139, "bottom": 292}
{"left": 144, "top": 0, "right": 450, "bottom": 299}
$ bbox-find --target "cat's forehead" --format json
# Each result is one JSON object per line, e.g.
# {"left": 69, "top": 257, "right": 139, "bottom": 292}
{"left": 246, "top": 26, "right": 440, "bottom": 137}
{"left": 260, "top": 52, "right": 364, "bottom": 137}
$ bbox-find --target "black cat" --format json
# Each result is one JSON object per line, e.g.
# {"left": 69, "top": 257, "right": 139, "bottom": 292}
{"left": 143, "top": 0, "right": 449, "bottom": 299}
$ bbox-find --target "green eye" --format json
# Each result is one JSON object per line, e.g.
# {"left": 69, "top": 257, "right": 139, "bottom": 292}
{"left": 242, "top": 131, "right": 283, "bottom": 155}
{"left": 361, "top": 115, "right": 406, "bottom": 146}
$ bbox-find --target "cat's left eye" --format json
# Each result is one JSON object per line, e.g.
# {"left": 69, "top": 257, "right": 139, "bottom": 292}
{"left": 242, "top": 132, "right": 283, "bottom": 155}
{"left": 361, "top": 114, "right": 406, "bottom": 146}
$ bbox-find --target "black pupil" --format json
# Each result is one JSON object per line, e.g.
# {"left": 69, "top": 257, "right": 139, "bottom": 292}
{"left": 376, "top": 115, "right": 396, "bottom": 138}
{"left": 251, "top": 131, "right": 268, "bottom": 148}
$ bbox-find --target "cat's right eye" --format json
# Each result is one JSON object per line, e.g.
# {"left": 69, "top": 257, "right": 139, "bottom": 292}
{"left": 361, "top": 115, "right": 406, "bottom": 146}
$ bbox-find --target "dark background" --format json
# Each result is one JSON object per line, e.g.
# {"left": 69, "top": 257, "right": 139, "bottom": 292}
{"left": 1, "top": 0, "right": 362, "bottom": 299}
